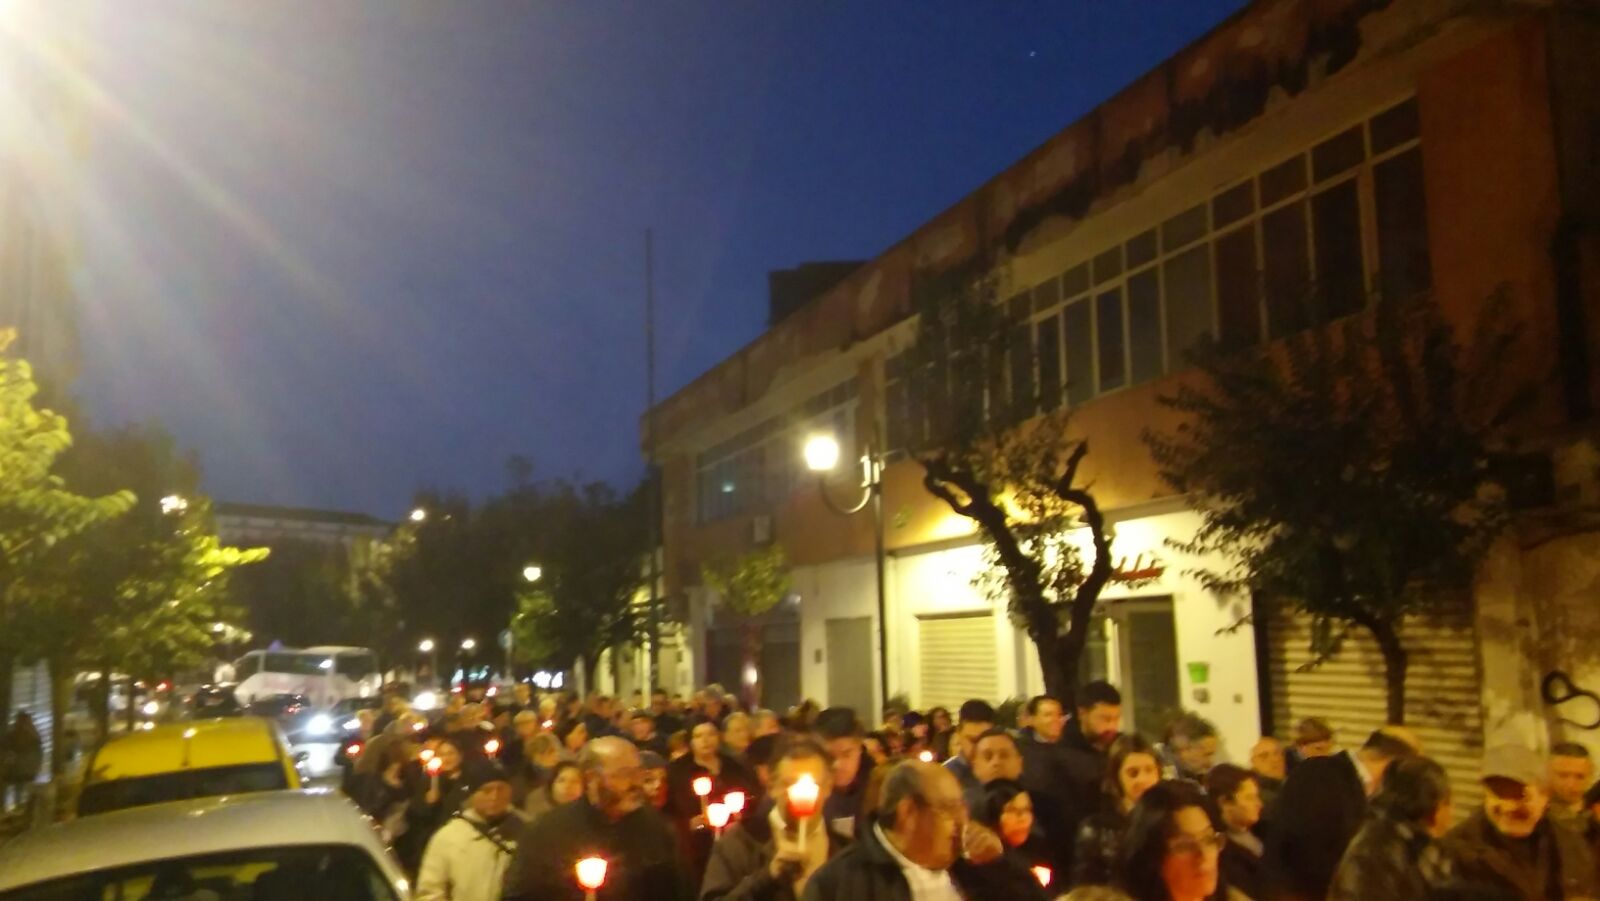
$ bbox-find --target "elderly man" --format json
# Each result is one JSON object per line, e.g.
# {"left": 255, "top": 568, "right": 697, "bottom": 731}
{"left": 502, "top": 736, "right": 690, "bottom": 901}
{"left": 801, "top": 761, "right": 1002, "bottom": 901}
{"left": 1444, "top": 744, "right": 1599, "bottom": 899}
{"left": 1249, "top": 736, "right": 1287, "bottom": 810}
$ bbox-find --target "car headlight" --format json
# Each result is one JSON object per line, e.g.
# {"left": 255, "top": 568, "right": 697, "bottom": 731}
{"left": 307, "top": 714, "right": 334, "bottom": 736}
{"left": 343, "top": 717, "right": 361, "bottom": 731}
{"left": 140, "top": 701, "right": 161, "bottom": 717}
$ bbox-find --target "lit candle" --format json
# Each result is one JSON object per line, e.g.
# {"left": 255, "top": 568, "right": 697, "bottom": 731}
{"left": 787, "top": 773, "right": 820, "bottom": 854}
{"left": 693, "top": 775, "right": 713, "bottom": 819}
{"left": 425, "top": 756, "right": 443, "bottom": 792}
{"left": 484, "top": 737, "right": 501, "bottom": 757}
{"left": 419, "top": 748, "right": 436, "bottom": 764}
{"left": 918, "top": 750, "right": 934, "bottom": 763}
{"left": 1032, "top": 866, "right": 1052, "bottom": 888}
{"left": 707, "top": 801, "right": 730, "bottom": 837}
{"left": 723, "top": 791, "right": 746, "bottom": 816}
{"left": 575, "top": 856, "right": 607, "bottom": 901}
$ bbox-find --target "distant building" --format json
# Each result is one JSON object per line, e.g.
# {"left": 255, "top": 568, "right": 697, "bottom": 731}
{"left": 215, "top": 502, "right": 392, "bottom": 548}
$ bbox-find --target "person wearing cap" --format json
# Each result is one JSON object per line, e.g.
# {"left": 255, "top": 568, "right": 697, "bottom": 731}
{"left": 416, "top": 759, "right": 522, "bottom": 901}
{"left": 1443, "top": 744, "right": 1599, "bottom": 899}
{"left": 1262, "top": 727, "right": 1418, "bottom": 900}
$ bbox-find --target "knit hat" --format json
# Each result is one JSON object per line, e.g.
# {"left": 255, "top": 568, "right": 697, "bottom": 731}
{"left": 462, "top": 758, "right": 511, "bottom": 793}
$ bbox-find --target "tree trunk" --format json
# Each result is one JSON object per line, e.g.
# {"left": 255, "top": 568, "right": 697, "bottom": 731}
{"left": 1367, "top": 619, "right": 1409, "bottom": 725}
{"left": 49, "top": 659, "right": 73, "bottom": 779}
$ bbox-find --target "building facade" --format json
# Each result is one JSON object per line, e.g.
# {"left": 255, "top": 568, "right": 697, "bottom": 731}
{"left": 645, "top": 0, "right": 1598, "bottom": 805}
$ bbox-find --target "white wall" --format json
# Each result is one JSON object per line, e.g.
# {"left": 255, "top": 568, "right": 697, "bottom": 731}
{"left": 891, "top": 543, "right": 1030, "bottom": 706}
{"left": 792, "top": 557, "right": 880, "bottom": 711}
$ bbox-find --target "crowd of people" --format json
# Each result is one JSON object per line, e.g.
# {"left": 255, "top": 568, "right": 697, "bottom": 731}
{"left": 335, "top": 679, "right": 1600, "bottom": 901}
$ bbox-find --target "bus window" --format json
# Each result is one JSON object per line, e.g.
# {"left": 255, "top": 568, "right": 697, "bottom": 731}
{"left": 335, "top": 654, "right": 376, "bottom": 679}
{"left": 264, "top": 653, "right": 327, "bottom": 676}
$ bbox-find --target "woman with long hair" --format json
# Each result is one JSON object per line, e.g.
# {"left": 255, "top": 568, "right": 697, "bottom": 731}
{"left": 1074, "top": 734, "right": 1163, "bottom": 886}
{"left": 961, "top": 778, "right": 1053, "bottom": 898}
{"left": 523, "top": 760, "right": 584, "bottom": 822}
{"left": 552, "top": 718, "right": 588, "bottom": 755}
{"left": 664, "top": 718, "right": 758, "bottom": 887}
{"left": 1117, "top": 780, "right": 1242, "bottom": 901}
{"left": 928, "top": 706, "right": 954, "bottom": 761}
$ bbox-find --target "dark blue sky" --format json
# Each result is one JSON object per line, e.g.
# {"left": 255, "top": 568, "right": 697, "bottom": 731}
{"left": 71, "top": 0, "right": 1246, "bottom": 518}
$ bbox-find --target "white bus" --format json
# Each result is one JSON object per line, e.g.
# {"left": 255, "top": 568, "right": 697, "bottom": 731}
{"left": 231, "top": 646, "right": 381, "bottom": 708}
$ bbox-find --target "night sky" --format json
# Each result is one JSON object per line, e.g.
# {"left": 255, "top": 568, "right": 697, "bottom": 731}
{"left": 67, "top": 1, "right": 1247, "bottom": 518}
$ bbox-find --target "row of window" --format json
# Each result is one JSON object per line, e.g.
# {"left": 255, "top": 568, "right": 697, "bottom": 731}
{"left": 886, "top": 97, "right": 1429, "bottom": 455}
{"left": 696, "top": 380, "right": 859, "bottom": 523}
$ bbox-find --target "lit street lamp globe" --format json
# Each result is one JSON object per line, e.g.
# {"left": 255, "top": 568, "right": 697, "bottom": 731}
{"left": 460, "top": 638, "right": 477, "bottom": 652}
{"left": 522, "top": 564, "right": 543, "bottom": 583}
{"left": 409, "top": 508, "right": 427, "bottom": 523}
{"left": 418, "top": 639, "right": 435, "bottom": 653}
{"left": 803, "top": 434, "right": 841, "bottom": 473}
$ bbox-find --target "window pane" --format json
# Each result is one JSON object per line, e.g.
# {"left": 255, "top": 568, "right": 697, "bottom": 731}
{"left": 1162, "top": 204, "right": 1208, "bottom": 251}
{"left": 987, "top": 340, "right": 1008, "bottom": 425}
{"left": 1262, "top": 201, "right": 1312, "bottom": 337}
{"left": 1096, "top": 288, "right": 1126, "bottom": 392}
{"left": 1212, "top": 182, "right": 1255, "bottom": 229}
{"left": 1009, "top": 323, "right": 1034, "bottom": 420}
{"left": 1370, "top": 97, "right": 1420, "bottom": 155}
{"left": 1007, "top": 294, "right": 1030, "bottom": 323}
{"left": 1093, "top": 247, "right": 1123, "bottom": 285}
{"left": 1311, "top": 180, "right": 1366, "bottom": 319}
{"left": 1163, "top": 245, "right": 1213, "bottom": 367}
{"left": 907, "top": 362, "right": 928, "bottom": 448}
{"left": 1259, "top": 155, "right": 1307, "bottom": 206}
{"left": 1128, "top": 269, "right": 1163, "bottom": 385}
{"left": 1312, "top": 126, "right": 1365, "bottom": 182}
{"left": 1215, "top": 225, "right": 1261, "bottom": 349}
{"left": 885, "top": 378, "right": 908, "bottom": 454}
{"left": 1064, "top": 300, "right": 1094, "bottom": 407}
{"left": 1061, "top": 262, "right": 1090, "bottom": 298}
{"left": 1374, "top": 147, "right": 1432, "bottom": 301}
{"left": 1032, "top": 277, "right": 1061, "bottom": 314}
{"left": 1037, "top": 313, "right": 1062, "bottom": 411}
{"left": 1126, "top": 228, "right": 1158, "bottom": 269}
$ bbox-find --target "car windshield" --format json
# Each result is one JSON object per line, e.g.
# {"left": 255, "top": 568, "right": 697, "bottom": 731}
{"left": 77, "top": 764, "right": 289, "bottom": 817}
{"left": 0, "top": 844, "right": 398, "bottom": 900}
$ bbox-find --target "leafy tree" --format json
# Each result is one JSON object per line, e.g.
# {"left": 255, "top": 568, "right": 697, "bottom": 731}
{"left": 0, "top": 331, "right": 134, "bottom": 724}
{"left": 900, "top": 272, "right": 1128, "bottom": 706}
{"left": 701, "top": 544, "right": 791, "bottom": 708}
{"left": 1142, "top": 292, "right": 1527, "bottom": 723}
{"left": 510, "top": 480, "right": 649, "bottom": 687}
{"left": 13, "top": 423, "right": 265, "bottom": 766}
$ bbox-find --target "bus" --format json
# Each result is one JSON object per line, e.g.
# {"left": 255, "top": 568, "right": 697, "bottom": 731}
{"left": 231, "top": 647, "right": 381, "bottom": 708}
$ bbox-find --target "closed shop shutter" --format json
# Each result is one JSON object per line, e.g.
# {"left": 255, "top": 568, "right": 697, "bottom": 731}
{"left": 918, "top": 613, "right": 997, "bottom": 712}
{"left": 10, "top": 659, "right": 53, "bottom": 775}
{"left": 1267, "top": 607, "right": 1484, "bottom": 813}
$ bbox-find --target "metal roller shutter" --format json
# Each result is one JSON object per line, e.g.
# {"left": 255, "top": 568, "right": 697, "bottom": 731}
{"left": 918, "top": 613, "right": 997, "bottom": 712}
{"left": 9, "top": 659, "right": 52, "bottom": 774}
{"left": 1267, "top": 607, "right": 1485, "bottom": 814}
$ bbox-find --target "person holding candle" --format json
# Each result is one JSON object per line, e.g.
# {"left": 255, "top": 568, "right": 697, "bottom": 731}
{"left": 416, "top": 759, "right": 521, "bottom": 901}
{"left": 409, "top": 737, "right": 472, "bottom": 873}
{"left": 503, "top": 736, "right": 691, "bottom": 901}
{"left": 814, "top": 707, "right": 874, "bottom": 844}
{"left": 958, "top": 778, "right": 1053, "bottom": 901}
{"left": 667, "top": 719, "right": 760, "bottom": 887}
{"left": 701, "top": 738, "right": 845, "bottom": 901}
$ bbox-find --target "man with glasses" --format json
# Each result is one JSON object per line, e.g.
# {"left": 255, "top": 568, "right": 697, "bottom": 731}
{"left": 503, "top": 736, "right": 690, "bottom": 901}
{"left": 801, "top": 760, "right": 1006, "bottom": 901}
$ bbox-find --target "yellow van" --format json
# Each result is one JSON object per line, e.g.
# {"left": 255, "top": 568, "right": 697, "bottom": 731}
{"left": 77, "top": 718, "right": 302, "bottom": 817}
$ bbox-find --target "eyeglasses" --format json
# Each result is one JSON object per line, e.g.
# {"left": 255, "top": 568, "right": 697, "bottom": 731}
{"left": 1167, "top": 830, "right": 1226, "bottom": 858}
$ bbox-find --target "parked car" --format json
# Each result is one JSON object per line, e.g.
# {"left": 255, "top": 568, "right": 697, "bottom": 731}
{"left": 187, "top": 682, "right": 244, "bottom": 718}
{"left": 0, "top": 791, "right": 409, "bottom": 899}
{"left": 77, "top": 718, "right": 302, "bottom": 817}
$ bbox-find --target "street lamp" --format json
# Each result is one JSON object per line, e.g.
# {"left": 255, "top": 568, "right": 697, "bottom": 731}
{"left": 522, "top": 564, "right": 543, "bottom": 583}
{"left": 803, "top": 432, "right": 889, "bottom": 713}
{"left": 160, "top": 494, "right": 189, "bottom": 516}
{"left": 460, "top": 638, "right": 477, "bottom": 652}
{"left": 409, "top": 507, "right": 427, "bottom": 523}
{"left": 419, "top": 638, "right": 438, "bottom": 686}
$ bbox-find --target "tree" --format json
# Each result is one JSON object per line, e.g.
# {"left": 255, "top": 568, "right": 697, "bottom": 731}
{"left": 0, "top": 331, "right": 134, "bottom": 724}
{"left": 1142, "top": 292, "right": 1527, "bottom": 723}
{"left": 13, "top": 423, "right": 265, "bottom": 766}
{"left": 900, "top": 272, "right": 1127, "bottom": 706}
{"left": 701, "top": 544, "right": 791, "bottom": 708}
{"left": 510, "top": 480, "right": 649, "bottom": 687}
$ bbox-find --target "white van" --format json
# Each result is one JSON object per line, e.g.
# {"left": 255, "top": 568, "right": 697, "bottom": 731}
{"left": 232, "top": 646, "right": 381, "bottom": 708}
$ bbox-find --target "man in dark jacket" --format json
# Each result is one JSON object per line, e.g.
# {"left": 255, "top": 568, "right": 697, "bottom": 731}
{"left": 503, "top": 736, "right": 691, "bottom": 901}
{"left": 1329, "top": 756, "right": 1458, "bottom": 901}
{"left": 1263, "top": 727, "right": 1419, "bottom": 900}
{"left": 941, "top": 700, "right": 995, "bottom": 793}
{"left": 1016, "top": 694, "right": 1081, "bottom": 875}
{"left": 801, "top": 761, "right": 1000, "bottom": 901}
{"left": 701, "top": 739, "right": 843, "bottom": 901}
{"left": 1058, "top": 681, "right": 1121, "bottom": 799}
{"left": 815, "top": 708, "right": 873, "bottom": 843}
{"left": 1443, "top": 744, "right": 1600, "bottom": 900}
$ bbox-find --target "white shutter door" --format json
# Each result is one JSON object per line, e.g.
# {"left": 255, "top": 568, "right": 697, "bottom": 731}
{"left": 1268, "top": 608, "right": 1485, "bottom": 813}
{"left": 10, "top": 659, "right": 52, "bottom": 774}
{"left": 918, "top": 613, "right": 997, "bottom": 711}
